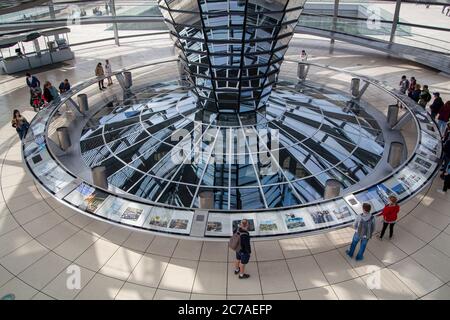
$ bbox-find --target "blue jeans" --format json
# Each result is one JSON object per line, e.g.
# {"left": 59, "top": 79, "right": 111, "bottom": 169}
{"left": 346, "top": 233, "right": 369, "bottom": 260}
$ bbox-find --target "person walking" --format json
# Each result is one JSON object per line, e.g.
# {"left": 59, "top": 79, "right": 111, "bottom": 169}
{"left": 11, "top": 109, "right": 29, "bottom": 140}
{"left": 232, "top": 219, "right": 251, "bottom": 279}
{"left": 418, "top": 85, "right": 431, "bottom": 108}
{"left": 407, "top": 76, "right": 416, "bottom": 98}
{"left": 25, "top": 72, "right": 40, "bottom": 89}
{"left": 379, "top": 196, "right": 400, "bottom": 240}
{"left": 437, "top": 161, "right": 450, "bottom": 195}
{"left": 105, "top": 59, "right": 113, "bottom": 86}
{"left": 346, "top": 203, "right": 375, "bottom": 261}
{"left": 58, "top": 79, "right": 71, "bottom": 93}
{"left": 437, "top": 101, "right": 450, "bottom": 135}
{"left": 399, "top": 75, "right": 409, "bottom": 95}
{"left": 429, "top": 92, "right": 444, "bottom": 119}
{"left": 95, "top": 62, "right": 106, "bottom": 90}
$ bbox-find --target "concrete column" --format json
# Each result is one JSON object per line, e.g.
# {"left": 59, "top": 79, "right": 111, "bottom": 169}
{"left": 388, "top": 142, "right": 404, "bottom": 169}
{"left": 389, "top": 0, "right": 402, "bottom": 44}
{"left": 77, "top": 94, "right": 89, "bottom": 113}
{"left": 56, "top": 127, "right": 71, "bottom": 151}
{"left": 123, "top": 71, "right": 132, "bottom": 89}
{"left": 351, "top": 78, "right": 360, "bottom": 97}
{"left": 199, "top": 191, "right": 214, "bottom": 209}
{"left": 297, "top": 63, "right": 309, "bottom": 81}
{"left": 387, "top": 104, "right": 399, "bottom": 128}
{"left": 110, "top": 0, "right": 120, "bottom": 46}
{"left": 92, "top": 166, "right": 108, "bottom": 189}
{"left": 324, "top": 179, "right": 341, "bottom": 199}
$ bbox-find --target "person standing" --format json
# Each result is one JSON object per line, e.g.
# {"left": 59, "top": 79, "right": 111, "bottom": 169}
{"left": 346, "top": 203, "right": 375, "bottom": 261}
{"left": 58, "top": 79, "right": 71, "bottom": 93}
{"left": 11, "top": 109, "right": 29, "bottom": 140}
{"left": 379, "top": 196, "right": 400, "bottom": 240}
{"left": 25, "top": 72, "right": 40, "bottom": 89}
{"left": 300, "top": 50, "right": 308, "bottom": 62}
{"left": 437, "top": 161, "right": 450, "bottom": 195}
{"left": 105, "top": 59, "right": 113, "bottom": 86}
{"left": 399, "top": 75, "right": 409, "bottom": 95}
{"left": 407, "top": 76, "right": 416, "bottom": 98}
{"left": 418, "top": 85, "right": 431, "bottom": 108}
{"left": 95, "top": 62, "right": 106, "bottom": 90}
{"left": 43, "top": 81, "right": 59, "bottom": 104}
{"left": 437, "top": 101, "right": 450, "bottom": 135}
{"left": 429, "top": 92, "right": 444, "bottom": 119}
{"left": 233, "top": 219, "right": 251, "bottom": 279}
{"left": 410, "top": 84, "right": 421, "bottom": 102}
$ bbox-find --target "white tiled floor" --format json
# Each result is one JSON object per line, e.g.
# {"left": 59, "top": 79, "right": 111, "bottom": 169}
{"left": 0, "top": 36, "right": 449, "bottom": 300}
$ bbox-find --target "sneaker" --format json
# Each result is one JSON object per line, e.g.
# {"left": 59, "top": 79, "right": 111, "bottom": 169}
{"left": 436, "top": 189, "right": 446, "bottom": 195}
{"left": 234, "top": 269, "right": 240, "bottom": 275}
{"left": 345, "top": 250, "right": 353, "bottom": 258}
{"left": 355, "top": 256, "right": 364, "bottom": 261}
{"left": 239, "top": 274, "right": 250, "bottom": 279}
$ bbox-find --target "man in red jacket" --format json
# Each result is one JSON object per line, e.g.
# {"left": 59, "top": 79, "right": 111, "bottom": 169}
{"left": 379, "top": 195, "right": 400, "bottom": 240}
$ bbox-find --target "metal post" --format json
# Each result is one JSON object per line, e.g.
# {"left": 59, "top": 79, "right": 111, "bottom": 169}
{"left": 123, "top": 71, "right": 132, "bottom": 89}
{"left": 387, "top": 104, "right": 399, "bottom": 128}
{"left": 324, "top": 179, "right": 341, "bottom": 199}
{"left": 92, "top": 166, "right": 108, "bottom": 189}
{"left": 389, "top": 0, "right": 402, "bottom": 44}
{"left": 351, "top": 78, "right": 360, "bottom": 97}
{"left": 297, "top": 63, "right": 309, "bottom": 81}
{"left": 110, "top": 0, "right": 120, "bottom": 46}
{"left": 199, "top": 191, "right": 214, "bottom": 209}
{"left": 77, "top": 94, "right": 89, "bottom": 113}
{"left": 56, "top": 127, "right": 71, "bottom": 151}
{"left": 388, "top": 142, "right": 404, "bottom": 169}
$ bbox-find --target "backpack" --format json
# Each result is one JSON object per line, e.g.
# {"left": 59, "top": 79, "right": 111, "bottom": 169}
{"left": 229, "top": 231, "right": 242, "bottom": 252}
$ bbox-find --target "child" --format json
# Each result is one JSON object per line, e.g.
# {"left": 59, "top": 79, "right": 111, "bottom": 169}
{"left": 379, "top": 196, "right": 400, "bottom": 240}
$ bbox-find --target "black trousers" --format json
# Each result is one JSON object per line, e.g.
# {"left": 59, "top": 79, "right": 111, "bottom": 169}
{"left": 98, "top": 79, "right": 104, "bottom": 89}
{"left": 444, "top": 174, "right": 450, "bottom": 192}
{"left": 380, "top": 222, "right": 395, "bottom": 239}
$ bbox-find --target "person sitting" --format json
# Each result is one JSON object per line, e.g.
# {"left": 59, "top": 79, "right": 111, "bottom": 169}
{"left": 58, "top": 79, "right": 71, "bottom": 93}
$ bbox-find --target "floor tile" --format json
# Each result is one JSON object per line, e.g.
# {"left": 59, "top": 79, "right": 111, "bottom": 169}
{"left": 172, "top": 240, "right": 203, "bottom": 260}
{"left": 200, "top": 241, "right": 228, "bottom": 262}
{"left": 388, "top": 257, "right": 444, "bottom": 297}
{"left": 227, "top": 295, "right": 263, "bottom": 300}
{"left": 22, "top": 212, "right": 65, "bottom": 238}
{"left": 366, "top": 237, "right": 407, "bottom": 265}
{"left": 278, "top": 237, "right": 310, "bottom": 258}
{"left": 298, "top": 286, "right": 338, "bottom": 300}
{"left": 332, "top": 278, "right": 377, "bottom": 300}
{"left": 0, "top": 240, "right": 49, "bottom": 274}
{"left": 158, "top": 258, "right": 198, "bottom": 293}
{"left": 42, "top": 265, "right": 96, "bottom": 300}
{"left": 227, "top": 262, "right": 261, "bottom": 295}
{"left": 429, "top": 232, "right": 450, "bottom": 258}
{"left": 128, "top": 253, "right": 169, "bottom": 288}
{"left": 258, "top": 260, "right": 296, "bottom": 294}
{"left": 0, "top": 227, "right": 33, "bottom": 258}
{"left": 35, "top": 221, "right": 80, "bottom": 250}
{"left": 0, "top": 278, "right": 38, "bottom": 300}
{"left": 101, "top": 226, "right": 132, "bottom": 246}
{"left": 32, "top": 292, "right": 55, "bottom": 300}
{"left": 122, "top": 232, "right": 154, "bottom": 253}
{"left": 0, "top": 214, "right": 19, "bottom": 236}
{"left": 75, "top": 273, "right": 124, "bottom": 300}
{"left": 18, "top": 252, "right": 71, "bottom": 290}
{"left": 398, "top": 215, "right": 441, "bottom": 242}
{"left": 192, "top": 261, "right": 227, "bottom": 295}
{"left": 0, "top": 264, "right": 14, "bottom": 288}
{"left": 75, "top": 238, "right": 119, "bottom": 272}
{"left": 253, "top": 241, "right": 284, "bottom": 261}
{"left": 361, "top": 268, "right": 417, "bottom": 300}
{"left": 286, "top": 255, "right": 328, "bottom": 290}
{"left": 153, "top": 289, "right": 190, "bottom": 300}
{"left": 146, "top": 236, "right": 178, "bottom": 257}
{"left": 315, "top": 250, "right": 357, "bottom": 284}
{"left": 100, "top": 247, "right": 143, "bottom": 281}
{"left": 191, "top": 294, "right": 226, "bottom": 300}
{"left": 303, "top": 234, "right": 335, "bottom": 254}
{"left": 263, "top": 292, "right": 300, "bottom": 300}
{"left": 115, "top": 282, "right": 156, "bottom": 300}
{"left": 420, "top": 285, "right": 450, "bottom": 300}
{"left": 411, "top": 245, "right": 450, "bottom": 282}
{"left": 54, "top": 230, "right": 99, "bottom": 261}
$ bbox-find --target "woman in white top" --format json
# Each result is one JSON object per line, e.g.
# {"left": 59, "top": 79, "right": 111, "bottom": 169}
{"left": 105, "top": 59, "right": 113, "bottom": 86}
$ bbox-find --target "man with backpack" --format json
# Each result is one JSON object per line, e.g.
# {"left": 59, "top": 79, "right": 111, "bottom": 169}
{"left": 346, "top": 203, "right": 375, "bottom": 261}
{"left": 229, "top": 219, "right": 251, "bottom": 279}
